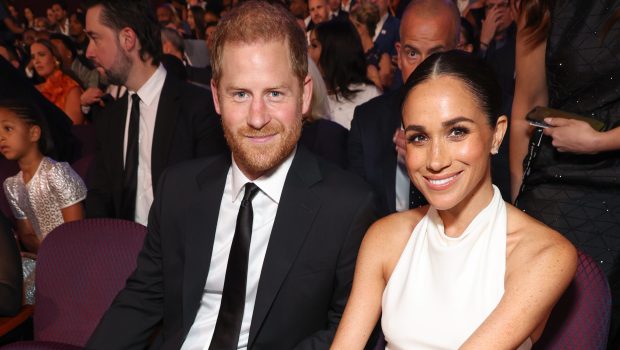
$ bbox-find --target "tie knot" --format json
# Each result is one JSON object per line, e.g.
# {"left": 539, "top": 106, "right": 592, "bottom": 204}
{"left": 242, "top": 183, "right": 259, "bottom": 205}
{"left": 131, "top": 93, "right": 140, "bottom": 103}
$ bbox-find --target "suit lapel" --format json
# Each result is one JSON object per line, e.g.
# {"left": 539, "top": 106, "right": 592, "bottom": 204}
{"left": 182, "top": 154, "right": 231, "bottom": 334}
{"left": 248, "top": 147, "right": 322, "bottom": 347}
{"left": 381, "top": 91, "right": 402, "bottom": 213}
{"left": 151, "top": 75, "right": 182, "bottom": 192}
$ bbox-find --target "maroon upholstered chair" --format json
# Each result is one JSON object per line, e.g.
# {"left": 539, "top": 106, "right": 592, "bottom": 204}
{"left": 0, "top": 158, "right": 19, "bottom": 222}
{"left": 0, "top": 219, "right": 146, "bottom": 350}
{"left": 533, "top": 250, "right": 611, "bottom": 350}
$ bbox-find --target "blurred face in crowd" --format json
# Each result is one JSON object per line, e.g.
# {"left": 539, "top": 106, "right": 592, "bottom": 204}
{"left": 211, "top": 40, "right": 312, "bottom": 180}
{"left": 328, "top": 0, "right": 341, "bottom": 12}
{"left": 157, "top": 6, "right": 173, "bottom": 24}
{"left": 205, "top": 26, "right": 217, "bottom": 51}
{"left": 309, "top": 0, "right": 329, "bottom": 25}
{"left": 52, "top": 3, "right": 67, "bottom": 22}
{"left": 368, "top": 0, "right": 388, "bottom": 17}
{"left": 30, "top": 43, "right": 58, "bottom": 79}
{"left": 8, "top": 5, "right": 18, "bottom": 19}
{"left": 485, "top": 0, "right": 512, "bottom": 33}
{"left": 23, "top": 29, "right": 37, "bottom": 47}
{"left": 307, "top": 30, "right": 321, "bottom": 65}
{"left": 51, "top": 38, "right": 73, "bottom": 67}
{"left": 396, "top": 8, "right": 457, "bottom": 82}
{"left": 289, "top": 0, "right": 308, "bottom": 18}
{"left": 24, "top": 8, "right": 34, "bottom": 22}
{"left": 402, "top": 75, "right": 504, "bottom": 213}
{"left": 85, "top": 5, "right": 132, "bottom": 86}
{"left": 187, "top": 10, "right": 196, "bottom": 30}
{"left": 69, "top": 13, "right": 84, "bottom": 37}
{"left": 47, "top": 8, "right": 58, "bottom": 26}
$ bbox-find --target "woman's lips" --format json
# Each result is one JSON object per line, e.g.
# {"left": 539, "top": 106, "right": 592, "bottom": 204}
{"left": 424, "top": 171, "right": 462, "bottom": 190}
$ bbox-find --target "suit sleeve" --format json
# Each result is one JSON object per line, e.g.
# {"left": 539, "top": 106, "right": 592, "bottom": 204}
{"left": 84, "top": 115, "right": 114, "bottom": 218}
{"left": 192, "top": 89, "right": 228, "bottom": 158}
{"left": 347, "top": 106, "right": 366, "bottom": 179}
{"left": 86, "top": 171, "right": 169, "bottom": 350}
{"left": 293, "top": 190, "right": 378, "bottom": 349}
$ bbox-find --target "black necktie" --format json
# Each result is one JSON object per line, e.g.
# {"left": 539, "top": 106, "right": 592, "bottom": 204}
{"left": 209, "top": 183, "right": 260, "bottom": 350}
{"left": 121, "top": 93, "right": 140, "bottom": 220}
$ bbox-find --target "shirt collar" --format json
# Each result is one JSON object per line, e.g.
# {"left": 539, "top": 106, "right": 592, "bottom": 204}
{"left": 373, "top": 13, "right": 389, "bottom": 42}
{"left": 131, "top": 64, "right": 167, "bottom": 107}
{"left": 230, "top": 147, "right": 297, "bottom": 205}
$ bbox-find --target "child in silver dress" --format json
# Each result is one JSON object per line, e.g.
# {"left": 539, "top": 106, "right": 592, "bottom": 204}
{"left": 0, "top": 98, "right": 86, "bottom": 303}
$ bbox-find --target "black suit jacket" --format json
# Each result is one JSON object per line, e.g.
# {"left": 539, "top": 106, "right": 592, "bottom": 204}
{"left": 85, "top": 73, "right": 227, "bottom": 219}
{"left": 86, "top": 146, "right": 377, "bottom": 350}
{"left": 348, "top": 91, "right": 404, "bottom": 217}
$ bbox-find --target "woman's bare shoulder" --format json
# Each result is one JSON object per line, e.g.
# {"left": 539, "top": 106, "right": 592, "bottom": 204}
{"left": 505, "top": 204, "right": 578, "bottom": 279}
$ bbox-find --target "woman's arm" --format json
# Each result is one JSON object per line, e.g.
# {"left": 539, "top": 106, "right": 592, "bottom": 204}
{"left": 15, "top": 218, "right": 40, "bottom": 253}
{"left": 61, "top": 202, "right": 85, "bottom": 222}
{"left": 330, "top": 221, "right": 389, "bottom": 349}
{"left": 509, "top": 18, "right": 548, "bottom": 201}
{"left": 461, "top": 213, "right": 577, "bottom": 349}
{"left": 64, "top": 86, "right": 85, "bottom": 125}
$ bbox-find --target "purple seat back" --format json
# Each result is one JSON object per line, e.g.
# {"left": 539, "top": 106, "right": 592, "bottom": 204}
{"left": 0, "top": 158, "right": 19, "bottom": 222}
{"left": 33, "top": 219, "right": 147, "bottom": 347}
{"left": 533, "top": 250, "right": 611, "bottom": 350}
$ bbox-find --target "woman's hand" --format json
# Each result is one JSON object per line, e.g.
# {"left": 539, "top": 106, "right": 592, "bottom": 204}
{"left": 542, "top": 118, "right": 601, "bottom": 154}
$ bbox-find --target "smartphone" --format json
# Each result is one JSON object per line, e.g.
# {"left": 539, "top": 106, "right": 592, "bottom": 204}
{"left": 525, "top": 106, "right": 605, "bottom": 131}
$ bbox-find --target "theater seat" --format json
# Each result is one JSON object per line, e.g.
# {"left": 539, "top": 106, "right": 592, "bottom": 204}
{"left": 0, "top": 219, "right": 146, "bottom": 349}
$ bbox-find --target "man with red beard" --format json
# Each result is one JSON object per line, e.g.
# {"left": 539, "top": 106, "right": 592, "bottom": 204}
{"left": 87, "top": 1, "right": 377, "bottom": 349}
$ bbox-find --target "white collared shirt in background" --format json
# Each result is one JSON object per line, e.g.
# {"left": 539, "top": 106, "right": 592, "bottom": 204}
{"left": 373, "top": 12, "right": 389, "bottom": 42}
{"left": 123, "top": 64, "right": 167, "bottom": 226}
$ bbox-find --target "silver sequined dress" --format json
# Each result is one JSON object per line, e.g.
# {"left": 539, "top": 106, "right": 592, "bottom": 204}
{"left": 3, "top": 157, "right": 87, "bottom": 239}
{"left": 3, "top": 157, "right": 86, "bottom": 305}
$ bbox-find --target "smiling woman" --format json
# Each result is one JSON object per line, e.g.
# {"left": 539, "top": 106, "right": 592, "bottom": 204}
{"left": 330, "top": 51, "right": 577, "bottom": 350}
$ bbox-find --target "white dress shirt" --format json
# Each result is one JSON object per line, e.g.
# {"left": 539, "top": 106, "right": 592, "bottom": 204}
{"left": 123, "top": 65, "right": 167, "bottom": 226}
{"left": 395, "top": 161, "right": 410, "bottom": 212}
{"left": 373, "top": 12, "right": 389, "bottom": 43}
{"left": 181, "top": 149, "right": 296, "bottom": 350}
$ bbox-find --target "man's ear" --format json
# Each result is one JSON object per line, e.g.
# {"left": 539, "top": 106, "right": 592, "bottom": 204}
{"left": 211, "top": 79, "right": 222, "bottom": 115}
{"left": 301, "top": 74, "right": 313, "bottom": 116}
{"left": 395, "top": 42, "right": 403, "bottom": 71}
{"left": 118, "top": 27, "right": 137, "bottom": 52}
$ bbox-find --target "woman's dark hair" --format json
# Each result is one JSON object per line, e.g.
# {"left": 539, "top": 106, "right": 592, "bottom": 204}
{"left": 314, "top": 20, "right": 371, "bottom": 101}
{"left": 401, "top": 50, "right": 503, "bottom": 127}
{"left": 84, "top": 0, "right": 162, "bottom": 65}
{"left": 190, "top": 6, "right": 207, "bottom": 40}
{"left": 0, "top": 98, "right": 55, "bottom": 156}
{"left": 516, "top": 0, "right": 552, "bottom": 48}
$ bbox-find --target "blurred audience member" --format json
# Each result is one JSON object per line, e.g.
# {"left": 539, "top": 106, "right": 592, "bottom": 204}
{"left": 52, "top": 1, "right": 70, "bottom": 35}
{"left": 369, "top": 0, "right": 400, "bottom": 58}
{"left": 204, "top": 21, "right": 217, "bottom": 51}
{"left": 31, "top": 39, "right": 84, "bottom": 124}
{"left": 328, "top": 0, "right": 348, "bottom": 20}
{"left": 46, "top": 8, "right": 58, "bottom": 32}
{"left": 350, "top": 2, "right": 393, "bottom": 89}
{"left": 69, "top": 11, "right": 89, "bottom": 56}
{"left": 161, "top": 27, "right": 211, "bottom": 87}
{"left": 458, "top": 16, "right": 476, "bottom": 53}
{"left": 0, "top": 0, "right": 24, "bottom": 44}
{"left": 50, "top": 33, "right": 99, "bottom": 89}
{"left": 188, "top": 5, "right": 206, "bottom": 40}
{"left": 33, "top": 17, "right": 48, "bottom": 32}
{"left": 308, "top": 0, "right": 330, "bottom": 30}
{"left": 300, "top": 58, "right": 349, "bottom": 168}
{"left": 24, "top": 7, "right": 34, "bottom": 29}
{"left": 0, "top": 43, "right": 19, "bottom": 68}
{"left": 310, "top": 20, "right": 380, "bottom": 129}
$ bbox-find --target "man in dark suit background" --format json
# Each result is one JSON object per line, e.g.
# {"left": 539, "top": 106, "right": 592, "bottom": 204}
{"left": 348, "top": 0, "right": 460, "bottom": 217}
{"left": 87, "top": 1, "right": 376, "bottom": 349}
{"left": 83, "top": 0, "right": 226, "bottom": 225}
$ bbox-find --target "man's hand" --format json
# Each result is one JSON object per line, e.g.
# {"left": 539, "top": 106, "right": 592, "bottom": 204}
{"left": 480, "top": 6, "right": 504, "bottom": 48}
{"left": 542, "top": 117, "right": 601, "bottom": 154}
{"left": 393, "top": 129, "right": 407, "bottom": 164}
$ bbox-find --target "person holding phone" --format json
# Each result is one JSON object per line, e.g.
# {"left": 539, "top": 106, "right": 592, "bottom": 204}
{"left": 510, "top": 0, "right": 620, "bottom": 346}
